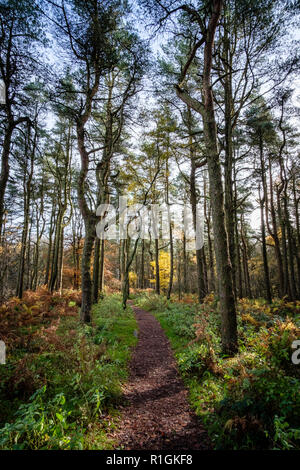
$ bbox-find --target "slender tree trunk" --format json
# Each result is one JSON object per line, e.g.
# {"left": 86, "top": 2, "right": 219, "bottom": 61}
{"left": 120, "top": 238, "right": 126, "bottom": 286}
{"left": 99, "top": 239, "right": 105, "bottom": 297}
{"left": 235, "top": 218, "right": 243, "bottom": 298}
{"left": 57, "top": 228, "right": 64, "bottom": 294}
{"left": 155, "top": 238, "right": 160, "bottom": 295}
{"left": 140, "top": 239, "right": 145, "bottom": 289}
{"left": 259, "top": 185, "right": 272, "bottom": 303}
{"left": 204, "top": 175, "right": 215, "bottom": 293}
{"left": 49, "top": 214, "right": 62, "bottom": 292}
{"left": 25, "top": 215, "right": 32, "bottom": 291}
{"left": 0, "top": 123, "right": 14, "bottom": 243}
{"left": 190, "top": 152, "right": 206, "bottom": 302}
{"left": 177, "top": 244, "right": 182, "bottom": 300}
{"left": 258, "top": 134, "right": 272, "bottom": 302}
{"left": 183, "top": 234, "right": 188, "bottom": 293}
{"left": 17, "top": 136, "right": 34, "bottom": 298}
{"left": 166, "top": 157, "right": 174, "bottom": 300}
{"left": 80, "top": 220, "right": 96, "bottom": 322}
{"left": 92, "top": 238, "right": 101, "bottom": 303}
{"left": 167, "top": 221, "right": 174, "bottom": 299}
{"left": 0, "top": 116, "right": 31, "bottom": 243}
{"left": 122, "top": 238, "right": 139, "bottom": 309}
{"left": 240, "top": 215, "right": 252, "bottom": 298}
{"left": 285, "top": 201, "right": 297, "bottom": 300}
{"left": 292, "top": 174, "right": 300, "bottom": 294}
{"left": 266, "top": 156, "right": 284, "bottom": 296}
{"left": 45, "top": 204, "right": 56, "bottom": 286}
{"left": 223, "top": 22, "right": 236, "bottom": 299}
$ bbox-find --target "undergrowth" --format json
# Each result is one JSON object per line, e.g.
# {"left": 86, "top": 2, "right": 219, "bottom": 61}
{"left": 136, "top": 292, "right": 300, "bottom": 450}
{"left": 0, "top": 292, "right": 137, "bottom": 450}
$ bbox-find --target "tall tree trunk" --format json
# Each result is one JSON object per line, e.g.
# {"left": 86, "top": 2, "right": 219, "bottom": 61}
{"left": 176, "top": 0, "right": 237, "bottom": 354}
{"left": 223, "top": 16, "right": 236, "bottom": 298}
{"left": 240, "top": 215, "right": 252, "bottom": 298}
{"left": 259, "top": 185, "right": 272, "bottom": 303}
{"left": 235, "top": 219, "right": 243, "bottom": 298}
{"left": 189, "top": 119, "right": 206, "bottom": 302}
{"left": 80, "top": 219, "right": 96, "bottom": 322}
{"left": 167, "top": 221, "right": 174, "bottom": 299}
{"left": 266, "top": 155, "right": 284, "bottom": 296}
{"left": 25, "top": 214, "right": 32, "bottom": 291}
{"left": 0, "top": 123, "right": 13, "bottom": 243}
{"left": 292, "top": 173, "right": 300, "bottom": 294}
{"left": 120, "top": 239, "right": 126, "bottom": 286}
{"left": 92, "top": 238, "right": 101, "bottom": 303}
{"left": 202, "top": 1, "right": 237, "bottom": 354}
{"left": 284, "top": 199, "right": 297, "bottom": 300}
{"left": 57, "top": 228, "right": 64, "bottom": 294}
{"left": 140, "top": 239, "right": 145, "bottom": 289}
{"left": 122, "top": 238, "right": 139, "bottom": 309}
{"left": 233, "top": 176, "right": 243, "bottom": 298}
{"left": 77, "top": 117, "right": 97, "bottom": 322}
{"left": 99, "top": 239, "right": 105, "bottom": 297}
{"left": 258, "top": 134, "right": 272, "bottom": 302}
{"left": 45, "top": 204, "right": 56, "bottom": 286}
{"left": 49, "top": 214, "right": 62, "bottom": 292}
{"left": 204, "top": 175, "right": 215, "bottom": 293}
{"left": 17, "top": 129, "right": 34, "bottom": 298}
{"left": 177, "top": 243, "right": 182, "bottom": 300}
{"left": 166, "top": 156, "right": 174, "bottom": 300}
{"left": 183, "top": 234, "right": 188, "bottom": 293}
{"left": 277, "top": 186, "right": 291, "bottom": 298}
{"left": 155, "top": 238, "right": 160, "bottom": 295}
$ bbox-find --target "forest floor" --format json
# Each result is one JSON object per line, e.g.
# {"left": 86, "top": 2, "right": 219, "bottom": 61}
{"left": 1, "top": 290, "right": 300, "bottom": 450}
{"left": 112, "top": 303, "right": 210, "bottom": 450}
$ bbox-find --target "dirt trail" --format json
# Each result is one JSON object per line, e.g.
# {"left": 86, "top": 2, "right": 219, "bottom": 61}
{"left": 113, "top": 304, "right": 210, "bottom": 450}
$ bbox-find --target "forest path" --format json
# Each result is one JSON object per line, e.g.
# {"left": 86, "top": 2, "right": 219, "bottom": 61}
{"left": 112, "top": 303, "right": 210, "bottom": 450}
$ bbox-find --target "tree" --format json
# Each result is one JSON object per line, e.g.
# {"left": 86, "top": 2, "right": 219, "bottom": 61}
{"left": 0, "top": 0, "right": 44, "bottom": 241}
{"left": 150, "top": 250, "right": 173, "bottom": 291}
{"left": 148, "top": 0, "right": 238, "bottom": 354}
{"left": 51, "top": 0, "right": 147, "bottom": 321}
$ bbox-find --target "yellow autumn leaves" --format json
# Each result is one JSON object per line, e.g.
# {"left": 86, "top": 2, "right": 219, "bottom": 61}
{"left": 128, "top": 250, "right": 175, "bottom": 290}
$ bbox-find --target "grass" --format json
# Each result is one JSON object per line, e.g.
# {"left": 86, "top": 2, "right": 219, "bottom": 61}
{"left": 0, "top": 293, "right": 137, "bottom": 450}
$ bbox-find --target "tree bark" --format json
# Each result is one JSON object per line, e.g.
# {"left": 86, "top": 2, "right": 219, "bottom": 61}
{"left": 202, "top": 0, "right": 237, "bottom": 354}
{"left": 259, "top": 185, "right": 272, "bottom": 303}
{"left": 155, "top": 238, "right": 160, "bottom": 295}
{"left": 175, "top": 0, "right": 238, "bottom": 354}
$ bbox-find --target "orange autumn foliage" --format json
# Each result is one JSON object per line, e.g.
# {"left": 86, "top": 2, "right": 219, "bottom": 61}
{"left": 0, "top": 287, "right": 82, "bottom": 351}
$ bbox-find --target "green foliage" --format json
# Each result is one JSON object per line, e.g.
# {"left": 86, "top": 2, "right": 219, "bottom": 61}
{"left": 177, "top": 344, "right": 214, "bottom": 377}
{"left": 149, "top": 293, "right": 300, "bottom": 450}
{"left": 273, "top": 415, "right": 300, "bottom": 450}
{"left": 136, "top": 292, "right": 171, "bottom": 312}
{"left": 0, "top": 293, "right": 137, "bottom": 450}
{"left": 0, "top": 386, "right": 84, "bottom": 450}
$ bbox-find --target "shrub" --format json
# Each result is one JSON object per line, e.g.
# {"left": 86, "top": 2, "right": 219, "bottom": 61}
{"left": 0, "top": 386, "right": 85, "bottom": 450}
{"left": 136, "top": 292, "right": 171, "bottom": 312}
{"left": 0, "top": 292, "right": 137, "bottom": 449}
{"left": 153, "top": 295, "right": 300, "bottom": 450}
